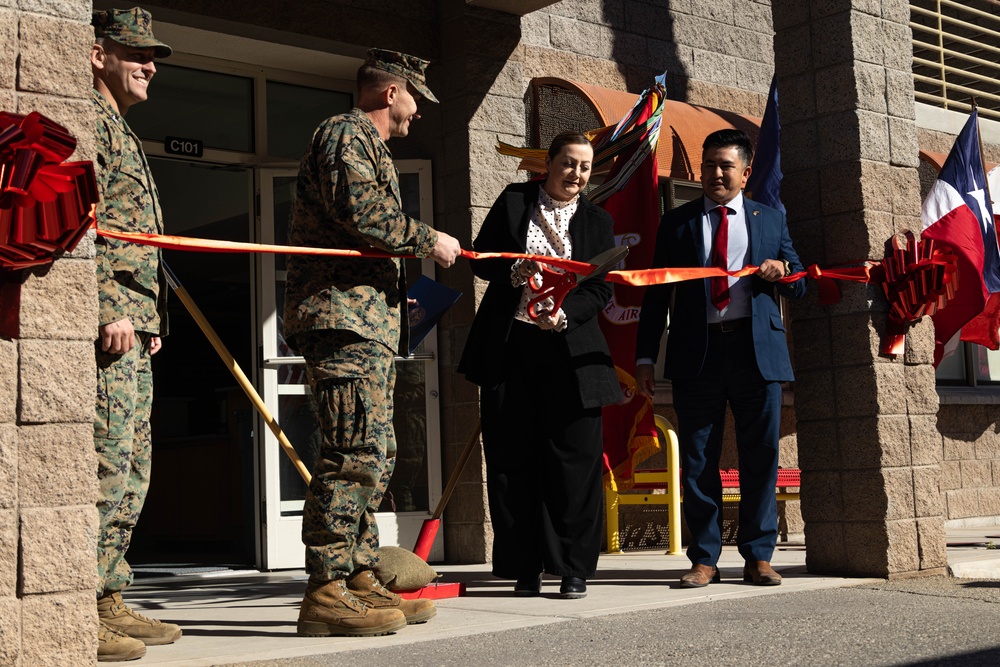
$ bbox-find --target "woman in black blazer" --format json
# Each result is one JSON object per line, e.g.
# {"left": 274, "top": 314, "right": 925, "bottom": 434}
{"left": 458, "top": 132, "right": 622, "bottom": 599}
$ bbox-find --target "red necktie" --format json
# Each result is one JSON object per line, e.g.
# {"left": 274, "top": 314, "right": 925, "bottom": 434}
{"left": 710, "top": 206, "right": 730, "bottom": 311}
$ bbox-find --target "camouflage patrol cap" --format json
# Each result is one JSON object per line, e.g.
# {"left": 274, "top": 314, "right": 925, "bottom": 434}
{"left": 93, "top": 7, "right": 172, "bottom": 59}
{"left": 364, "top": 48, "right": 438, "bottom": 103}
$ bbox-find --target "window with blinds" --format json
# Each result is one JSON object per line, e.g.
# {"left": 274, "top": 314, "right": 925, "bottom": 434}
{"left": 911, "top": 0, "right": 1000, "bottom": 122}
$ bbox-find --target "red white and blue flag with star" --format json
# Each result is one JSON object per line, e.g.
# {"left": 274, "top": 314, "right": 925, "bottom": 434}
{"left": 921, "top": 109, "right": 1000, "bottom": 365}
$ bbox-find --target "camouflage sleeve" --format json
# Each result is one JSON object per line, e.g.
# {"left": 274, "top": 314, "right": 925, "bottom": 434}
{"left": 325, "top": 137, "right": 438, "bottom": 256}
{"left": 93, "top": 118, "right": 130, "bottom": 326}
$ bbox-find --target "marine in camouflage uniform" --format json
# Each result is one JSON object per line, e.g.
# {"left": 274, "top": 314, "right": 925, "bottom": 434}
{"left": 285, "top": 73, "right": 438, "bottom": 579}
{"left": 286, "top": 49, "right": 460, "bottom": 636}
{"left": 91, "top": 7, "right": 181, "bottom": 659}
{"left": 92, "top": 86, "right": 167, "bottom": 596}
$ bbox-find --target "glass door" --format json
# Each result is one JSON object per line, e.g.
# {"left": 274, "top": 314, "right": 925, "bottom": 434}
{"left": 258, "top": 162, "right": 445, "bottom": 568}
{"left": 130, "top": 158, "right": 257, "bottom": 569}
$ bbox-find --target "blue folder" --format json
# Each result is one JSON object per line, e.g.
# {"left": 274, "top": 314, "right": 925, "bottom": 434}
{"left": 407, "top": 275, "right": 462, "bottom": 354}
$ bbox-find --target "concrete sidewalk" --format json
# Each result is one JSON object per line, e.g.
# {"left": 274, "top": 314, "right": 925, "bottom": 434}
{"left": 126, "top": 526, "right": 1000, "bottom": 667}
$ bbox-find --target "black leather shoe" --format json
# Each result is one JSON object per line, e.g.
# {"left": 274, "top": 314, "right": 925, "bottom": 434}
{"left": 558, "top": 576, "right": 587, "bottom": 599}
{"left": 514, "top": 573, "right": 542, "bottom": 596}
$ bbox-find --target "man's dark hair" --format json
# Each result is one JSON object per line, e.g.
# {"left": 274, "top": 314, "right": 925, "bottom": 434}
{"left": 702, "top": 129, "right": 753, "bottom": 167}
{"left": 547, "top": 130, "right": 591, "bottom": 159}
{"left": 357, "top": 64, "right": 407, "bottom": 94}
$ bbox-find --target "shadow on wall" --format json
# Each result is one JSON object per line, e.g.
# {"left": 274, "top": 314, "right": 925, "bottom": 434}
{"left": 937, "top": 403, "right": 1000, "bottom": 443}
{"left": 604, "top": 1, "right": 690, "bottom": 96}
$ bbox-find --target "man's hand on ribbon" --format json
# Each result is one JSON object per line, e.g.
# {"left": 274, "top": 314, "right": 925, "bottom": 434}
{"left": 757, "top": 258, "right": 786, "bottom": 282}
{"left": 430, "top": 231, "right": 462, "bottom": 267}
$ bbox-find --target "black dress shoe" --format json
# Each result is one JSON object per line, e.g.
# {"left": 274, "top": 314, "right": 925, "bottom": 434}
{"left": 514, "top": 573, "right": 542, "bottom": 596}
{"left": 558, "top": 576, "right": 587, "bottom": 599}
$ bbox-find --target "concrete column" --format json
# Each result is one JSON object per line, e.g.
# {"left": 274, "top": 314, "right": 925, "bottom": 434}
{"left": 433, "top": 0, "right": 525, "bottom": 563}
{"left": 0, "top": 1, "right": 101, "bottom": 663}
{"left": 773, "top": 0, "right": 947, "bottom": 577}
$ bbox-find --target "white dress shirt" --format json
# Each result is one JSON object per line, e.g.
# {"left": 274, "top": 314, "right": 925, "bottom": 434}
{"left": 702, "top": 194, "right": 751, "bottom": 324}
{"left": 636, "top": 194, "right": 753, "bottom": 368}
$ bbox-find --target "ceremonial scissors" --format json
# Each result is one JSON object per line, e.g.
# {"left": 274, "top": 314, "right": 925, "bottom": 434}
{"left": 527, "top": 245, "right": 630, "bottom": 320}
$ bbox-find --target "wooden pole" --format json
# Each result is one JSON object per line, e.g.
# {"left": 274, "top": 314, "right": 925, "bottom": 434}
{"left": 162, "top": 262, "right": 312, "bottom": 485}
{"left": 432, "top": 422, "right": 481, "bottom": 521}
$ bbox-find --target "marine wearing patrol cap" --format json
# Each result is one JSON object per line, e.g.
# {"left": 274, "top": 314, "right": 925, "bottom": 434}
{"left": 364, "top": 48, "right": 438, "bottom": 103}
{"left": 92, "top": 7, "right": 172, "bottom": 59}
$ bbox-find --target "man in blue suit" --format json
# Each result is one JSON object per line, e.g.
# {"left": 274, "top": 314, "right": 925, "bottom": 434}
{"left": 635, "top": 129, "right": 806, "bottom": 588}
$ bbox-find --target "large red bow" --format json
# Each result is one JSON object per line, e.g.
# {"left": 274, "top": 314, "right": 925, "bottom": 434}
{"left": 0, "top": 111, "right": 98, "bottom": 269}
{"left": 0, "top": 111, "right": 99, "bottom": 339}
{"left": 872, "top": 232, "right": 958, "bottom": 356}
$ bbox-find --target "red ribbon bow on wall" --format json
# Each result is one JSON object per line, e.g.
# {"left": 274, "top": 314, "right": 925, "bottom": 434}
{"left": 871, "top": 232, "right": 958, "bottom": 356}
{"left": 0, "top": 111, "right": 99, "bottom": 339}
{"left": 0, "top": 111, "right": 98, "bottom": 269}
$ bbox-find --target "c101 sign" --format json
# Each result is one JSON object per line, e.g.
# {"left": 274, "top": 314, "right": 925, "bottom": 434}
{"left": 164, "top": 136, "right": 204, "bottom": 158}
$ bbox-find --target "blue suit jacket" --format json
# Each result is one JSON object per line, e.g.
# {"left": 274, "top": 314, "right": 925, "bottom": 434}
{"left": 635, "top": 195, "right": 806, "bottom": 382}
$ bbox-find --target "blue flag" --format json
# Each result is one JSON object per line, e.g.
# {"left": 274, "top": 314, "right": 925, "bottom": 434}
{"left": 745, "top": 76, "right": 784, "bottom": 214}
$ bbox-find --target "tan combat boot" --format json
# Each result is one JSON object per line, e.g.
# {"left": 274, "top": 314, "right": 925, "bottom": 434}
{"left": 297, "top": 578, "right": 407, "bottom": 637}
{"left": 346, "top": 568, "right": 437, "bottom": 624}
{"left": 98, "top": 591, "right": 183, "bottom": 645}
{"left": 98, "top": 621, "right": 146, "bottom": 662}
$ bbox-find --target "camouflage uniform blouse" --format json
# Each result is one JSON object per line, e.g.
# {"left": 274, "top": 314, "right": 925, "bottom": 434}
{"left": 284, "top": 108, "right": 438, "bottom": 354}
{"left": 92, "top": 90, "right": 167, "bottom": 335}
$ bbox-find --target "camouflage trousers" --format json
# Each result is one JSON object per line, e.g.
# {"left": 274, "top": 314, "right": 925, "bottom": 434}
{"left": 296, "top": 330, "right": 397, "bottom": 582}
{"left": 94, "top": 333, "right": 153, "bottom": 596}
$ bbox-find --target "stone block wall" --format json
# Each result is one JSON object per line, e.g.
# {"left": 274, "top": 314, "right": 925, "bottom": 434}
{"left": 0, "top": 1, "right": 100, "bottom": 665}
{"left": 775, "top": 0, "right": 947, "bottom": 577}
{"left": 521, "top": 0, "right": 775, "bottom": 114}
{"left": 938, "top": 404, "right": 1000, "bottom": 521}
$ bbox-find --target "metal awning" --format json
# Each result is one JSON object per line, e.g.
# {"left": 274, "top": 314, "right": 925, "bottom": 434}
{"left": 531, "top": 77, "right": 762, "bottom": 181}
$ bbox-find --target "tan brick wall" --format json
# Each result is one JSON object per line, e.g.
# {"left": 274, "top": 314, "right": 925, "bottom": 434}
{"left": 775, "top": 0, "right": 947, "bottom": 577}
{"left": 938, "top": 404, "right": 1000, "bottom": 522}
{"left": 0, "top": 1, "right": 99, "bottom": 664}
{"left": 522, "top": 0, "right": 775, "bottom": 113}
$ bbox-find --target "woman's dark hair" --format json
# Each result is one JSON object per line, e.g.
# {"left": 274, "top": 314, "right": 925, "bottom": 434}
{"left": 702, "top": 129, "right": 754, "bottom": 167}
{"left": 547, "top": 131, "right": 591, "bottom": 160}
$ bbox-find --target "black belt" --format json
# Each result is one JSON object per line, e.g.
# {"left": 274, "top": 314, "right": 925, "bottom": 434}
{"left": 707, "top": 318, "right": 750, "bottom": 333}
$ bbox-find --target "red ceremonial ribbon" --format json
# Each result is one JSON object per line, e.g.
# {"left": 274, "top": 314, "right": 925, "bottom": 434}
{"left": 92, "top": 226, "right": 957, "bottom": 358}
{"left": 94, "top": 226, "right": 810, "bottom": 287}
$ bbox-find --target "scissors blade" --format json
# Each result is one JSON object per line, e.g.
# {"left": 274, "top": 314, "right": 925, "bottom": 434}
{"left": 577, "top": 245, "right": 629, "bottom": 282}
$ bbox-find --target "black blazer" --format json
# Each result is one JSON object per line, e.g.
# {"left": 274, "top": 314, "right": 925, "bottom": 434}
{"left": 635, "top": 195, "right": 807, "bottom": 382}
{"left": 458, "top": 181, "right": 623, "bottom": 410}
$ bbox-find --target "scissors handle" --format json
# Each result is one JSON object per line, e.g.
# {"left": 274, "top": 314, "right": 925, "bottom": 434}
{"left": 527, "top": 270, "right": 577, "bottom": 320}
{"left": 528, "top": 265, "right": 558, "bottom": 292}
